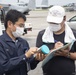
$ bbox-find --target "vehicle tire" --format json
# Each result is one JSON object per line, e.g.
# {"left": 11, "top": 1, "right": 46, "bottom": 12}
{"left": 23, "top": 12, "right": 29, "bottom": 15}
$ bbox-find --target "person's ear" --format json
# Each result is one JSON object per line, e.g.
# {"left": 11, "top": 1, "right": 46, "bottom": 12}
{"left": 7, "top": 21, "right": 13, "bottom": 28}
{"left": 63, "top": 16, "right": 66, "bottom": 21}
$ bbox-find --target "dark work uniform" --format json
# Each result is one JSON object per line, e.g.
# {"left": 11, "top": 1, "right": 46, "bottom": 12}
{"left": 36, "top": 29, "right": 76, "bottom": 75}
{"left": 0, "top": 32, "right": 38, "bottom": 75}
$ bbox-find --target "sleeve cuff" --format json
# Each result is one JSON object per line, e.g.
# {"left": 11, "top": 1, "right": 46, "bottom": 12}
{"left": 20, "top": 54, "right": 29, "bottom": 62}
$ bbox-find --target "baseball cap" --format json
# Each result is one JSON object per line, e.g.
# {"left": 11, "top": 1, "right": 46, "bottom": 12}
{"left": 47, "top": 5, "right": 65, "bottom": 23}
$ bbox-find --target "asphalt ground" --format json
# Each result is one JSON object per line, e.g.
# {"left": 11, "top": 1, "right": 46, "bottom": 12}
{"left": 21, "top": 10, "right": 76, "bottom": 75}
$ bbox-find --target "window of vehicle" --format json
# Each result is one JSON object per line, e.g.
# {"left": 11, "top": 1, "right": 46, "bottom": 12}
{"left": 69, "top": 16, "right": 76, "bottom": 22}
{"left": 18, "top": 3, "right": 28, "bottom": 6}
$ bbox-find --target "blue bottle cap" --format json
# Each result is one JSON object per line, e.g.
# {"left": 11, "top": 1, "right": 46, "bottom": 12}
{"left": 41, "top": 45, "right": 50, "bottom": 54}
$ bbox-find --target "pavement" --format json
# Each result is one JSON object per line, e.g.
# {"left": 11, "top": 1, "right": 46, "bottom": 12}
{"left": 21, "top": 10, "right": 76, "bottom": 75}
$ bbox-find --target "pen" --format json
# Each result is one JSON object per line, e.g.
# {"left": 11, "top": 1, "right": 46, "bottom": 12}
{"left": 54, "top": 40, "right": 58, "bottom": 43}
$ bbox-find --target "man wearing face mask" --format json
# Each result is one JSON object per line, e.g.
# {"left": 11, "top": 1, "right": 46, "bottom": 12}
{"left": 36, "top": 5, "right": 76, "bottom": 75}
{"left": 0, "top": 10, "right": 45, "bottom": 75}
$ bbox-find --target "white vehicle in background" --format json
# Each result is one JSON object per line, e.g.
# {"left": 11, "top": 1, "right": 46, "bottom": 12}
{"left": 24, "top": 22, "right": 32, "bottom": 34}
{"left": 65, "top": 3, "right": 76, "bottom": 11}
{"left": 67, "top": 15, "right": 76, "bottom": 30}
{"left": 0, "top": 0, "right": 36, "bottom": 15}
{"left": 0, "top": 7, "right": 32, "bottom": 35}
{"left": 0, "top": 2, "right": 30, "bottom": 15}
{"left": 0, "top": 16, "right": 3, "bottom": 35}
{"left": 8, "top": 2, "right": 30, "bottom": 14}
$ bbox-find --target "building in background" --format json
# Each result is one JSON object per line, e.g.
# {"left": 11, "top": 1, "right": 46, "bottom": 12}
{"left": 36, "top": 0, "right": 49, "bottom": 9}
{"left": 36, "top": 0, "right": 76, "bottom": 8}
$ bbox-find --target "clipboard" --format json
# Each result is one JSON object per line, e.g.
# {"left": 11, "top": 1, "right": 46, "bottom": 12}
{"left": 42, "top": 40, "right": 75, "bottom": 67}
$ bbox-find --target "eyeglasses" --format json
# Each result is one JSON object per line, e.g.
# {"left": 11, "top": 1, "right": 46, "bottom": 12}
{"left": 15, "top": 23, "right": 25, "bottom": 28}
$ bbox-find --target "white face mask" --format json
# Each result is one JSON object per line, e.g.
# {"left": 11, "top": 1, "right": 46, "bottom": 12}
{"left": 12, "top": 27, "right": 24, "bottom": 38}
{"left": 49, "top": 23, "right": 61, "bottom": 31}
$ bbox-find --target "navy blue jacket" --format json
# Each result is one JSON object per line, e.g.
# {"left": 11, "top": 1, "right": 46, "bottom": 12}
{"left": 0, "top": 32, "right": 38, "bottom": 75}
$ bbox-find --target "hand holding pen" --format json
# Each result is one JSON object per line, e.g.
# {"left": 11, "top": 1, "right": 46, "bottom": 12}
{"left": 54, "top": 41, "right": 70, "bottom": 57}
{"left": 54, "top": 41, "right": 64, "bottom": 49}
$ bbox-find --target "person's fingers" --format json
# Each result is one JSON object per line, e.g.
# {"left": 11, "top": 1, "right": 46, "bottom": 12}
{"left": 36, "top": 53, "right": 41, "bottom": 60}
{"left": 25, "top": 47, "right": 38, "bottom": 58}
{"left": 35, "top": 52, "right": 46, "bottom": 61}
{"left": 54, "top": 42, "right": 64, "bottom": 49}
{"left": 41, "top": 53, "right": 45, "bottom": 60}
